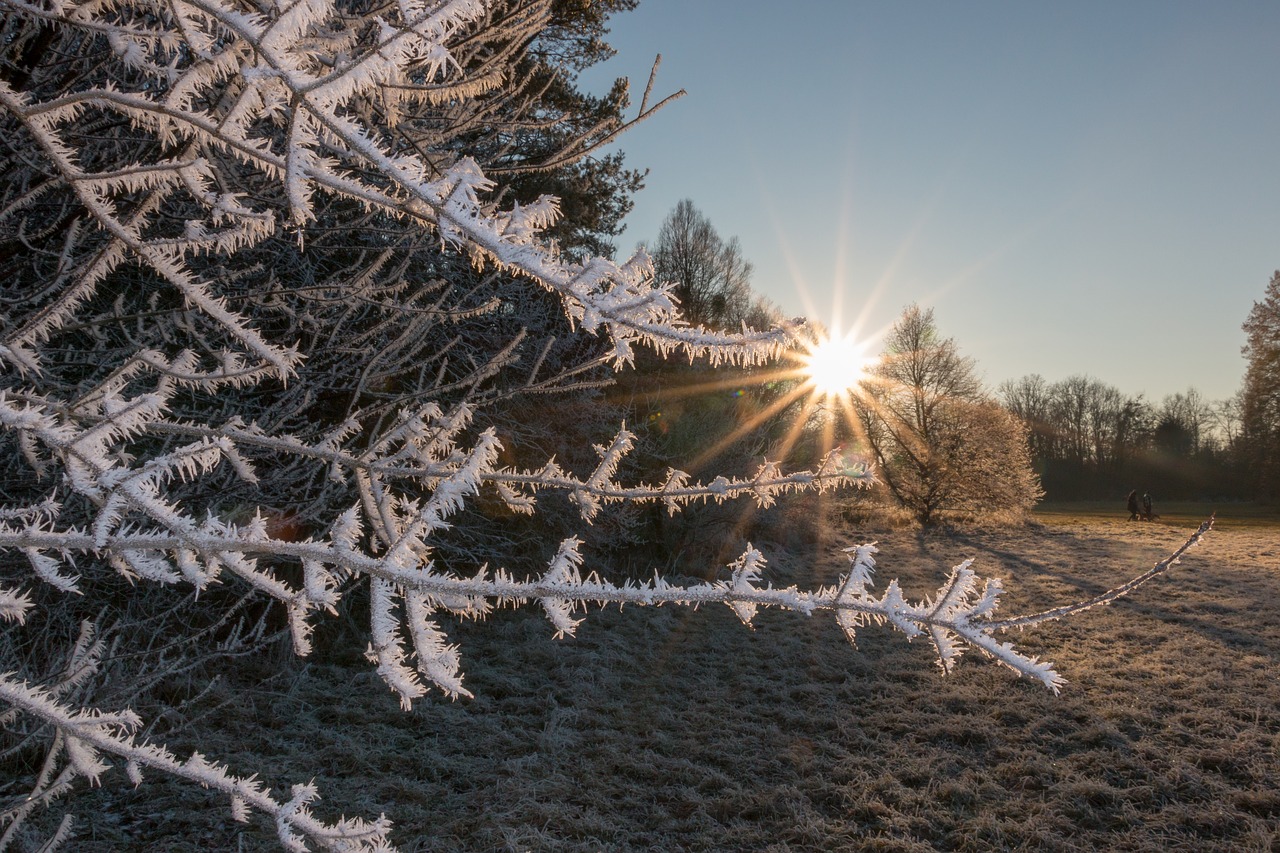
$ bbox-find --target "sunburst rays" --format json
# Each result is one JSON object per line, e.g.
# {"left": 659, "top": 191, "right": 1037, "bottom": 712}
{"left": 802, "top": 333, "right": 877, "bottom": 399}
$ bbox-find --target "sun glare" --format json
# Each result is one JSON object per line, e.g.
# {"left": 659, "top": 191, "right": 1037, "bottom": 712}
{"left": 803, "top": 334, "right": 875, "bottom": 398}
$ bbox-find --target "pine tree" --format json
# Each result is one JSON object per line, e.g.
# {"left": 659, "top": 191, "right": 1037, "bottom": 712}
{"left": 1241, "top": 271, "right": 1280, "bottom": 500}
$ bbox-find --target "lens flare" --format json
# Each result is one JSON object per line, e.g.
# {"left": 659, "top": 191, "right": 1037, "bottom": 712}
{"left": 803, "top": 334, "right": 875, "bottom": 398}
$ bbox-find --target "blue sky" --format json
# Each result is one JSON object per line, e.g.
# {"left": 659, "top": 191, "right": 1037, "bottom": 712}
{"left": 578, "top": 1, "right": 1280, "bottom": 402}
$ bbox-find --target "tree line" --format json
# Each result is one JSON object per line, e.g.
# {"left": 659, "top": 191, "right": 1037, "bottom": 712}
{"left": 996, "top": 375, "right": 1245, "bottom": 502}
{"left": 998, "top": 271, "right": 1280, "bottom": 504}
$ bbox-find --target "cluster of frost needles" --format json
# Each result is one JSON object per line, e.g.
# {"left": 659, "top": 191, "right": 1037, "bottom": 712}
{"left": 0, "top": 0, "right": 1213, "bottom": 849}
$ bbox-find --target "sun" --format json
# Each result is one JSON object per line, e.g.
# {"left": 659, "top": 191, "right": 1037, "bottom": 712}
{"left": 802, "top": 333, "right": 875, "bottom": 398}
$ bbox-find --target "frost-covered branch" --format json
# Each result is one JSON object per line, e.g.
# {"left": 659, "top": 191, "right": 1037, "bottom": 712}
{"left": 986, "top": 517, "right": 1215, "bottom": 632}
{"left": 2, "top": 518, "right": 1215, "bottom": 703}
{"left": 0, "top": 674, "right": 395, "bottom": 852}
{"left": 132, "top": 413, "right": 865, "bottom": 520}
{"left": 0, "top": 0, "right": 789, "bottom": 374}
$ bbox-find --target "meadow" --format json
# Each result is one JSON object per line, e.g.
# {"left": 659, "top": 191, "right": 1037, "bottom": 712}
{"left": 71, "top": 504, "right": 1280, "bottom": 851}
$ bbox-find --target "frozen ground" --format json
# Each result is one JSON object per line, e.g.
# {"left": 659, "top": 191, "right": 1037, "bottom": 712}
{"left": 70, "top": 508, "right": 1280, "bottom": 851}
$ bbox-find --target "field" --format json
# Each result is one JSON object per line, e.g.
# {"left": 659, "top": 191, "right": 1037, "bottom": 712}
{"left": 72, "top": 505, "right": 1280, "bottom": 851}
{"left": 1035, "top": 501, "right": 1280, "bottom": 529}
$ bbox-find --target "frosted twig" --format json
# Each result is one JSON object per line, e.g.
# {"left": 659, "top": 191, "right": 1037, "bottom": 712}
{"left": 2, "top": 521, "right": 1212, "bottom": 695}
{"left": 0, "top": 675, "right": 396, "bottom": 852}
{"left": 986, "top": 517, "right": 1215, "bottom": 631}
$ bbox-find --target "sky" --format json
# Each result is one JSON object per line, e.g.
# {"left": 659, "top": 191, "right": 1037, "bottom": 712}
{"left": 577, "top": 1, "right": 1280, "bottom": 402}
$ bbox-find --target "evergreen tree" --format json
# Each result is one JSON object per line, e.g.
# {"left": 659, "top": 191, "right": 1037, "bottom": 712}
{"left": 1241, "top": 270, "right": 1280, "bottom": 500}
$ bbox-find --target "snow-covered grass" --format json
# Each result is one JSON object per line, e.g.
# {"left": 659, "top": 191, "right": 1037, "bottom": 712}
{"left": 60, "top": 506, "right": 1280, "bottom": 851}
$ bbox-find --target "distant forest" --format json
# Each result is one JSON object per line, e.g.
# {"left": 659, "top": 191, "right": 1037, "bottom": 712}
{"left": 997, "top": 376, "right": 1245, "bottom": 503}
{"left": 998, "top": 269, "right": 1280, "bottom": 506}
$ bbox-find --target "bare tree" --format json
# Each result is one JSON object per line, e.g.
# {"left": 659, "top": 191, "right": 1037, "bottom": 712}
{"left": 998, "top": 373, "right": 1055, "bottom": 460}
{"left": 650, "top": 199, "right": 763, "bottom": 329}
{"left": 1211, "top": 392, "right": 1244, "bottom": 452}
{"left": 856, "top": 306, "right": 1042, "bottom": 524}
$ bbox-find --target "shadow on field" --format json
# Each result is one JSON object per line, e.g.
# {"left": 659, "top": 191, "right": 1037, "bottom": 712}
{"left": 948, "top": 524, "right": 1280, "bottom": 660}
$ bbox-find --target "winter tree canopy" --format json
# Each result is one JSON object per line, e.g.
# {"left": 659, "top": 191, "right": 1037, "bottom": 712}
{"left": 854, "top": 305, "right": 1042, "bottom": 525}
